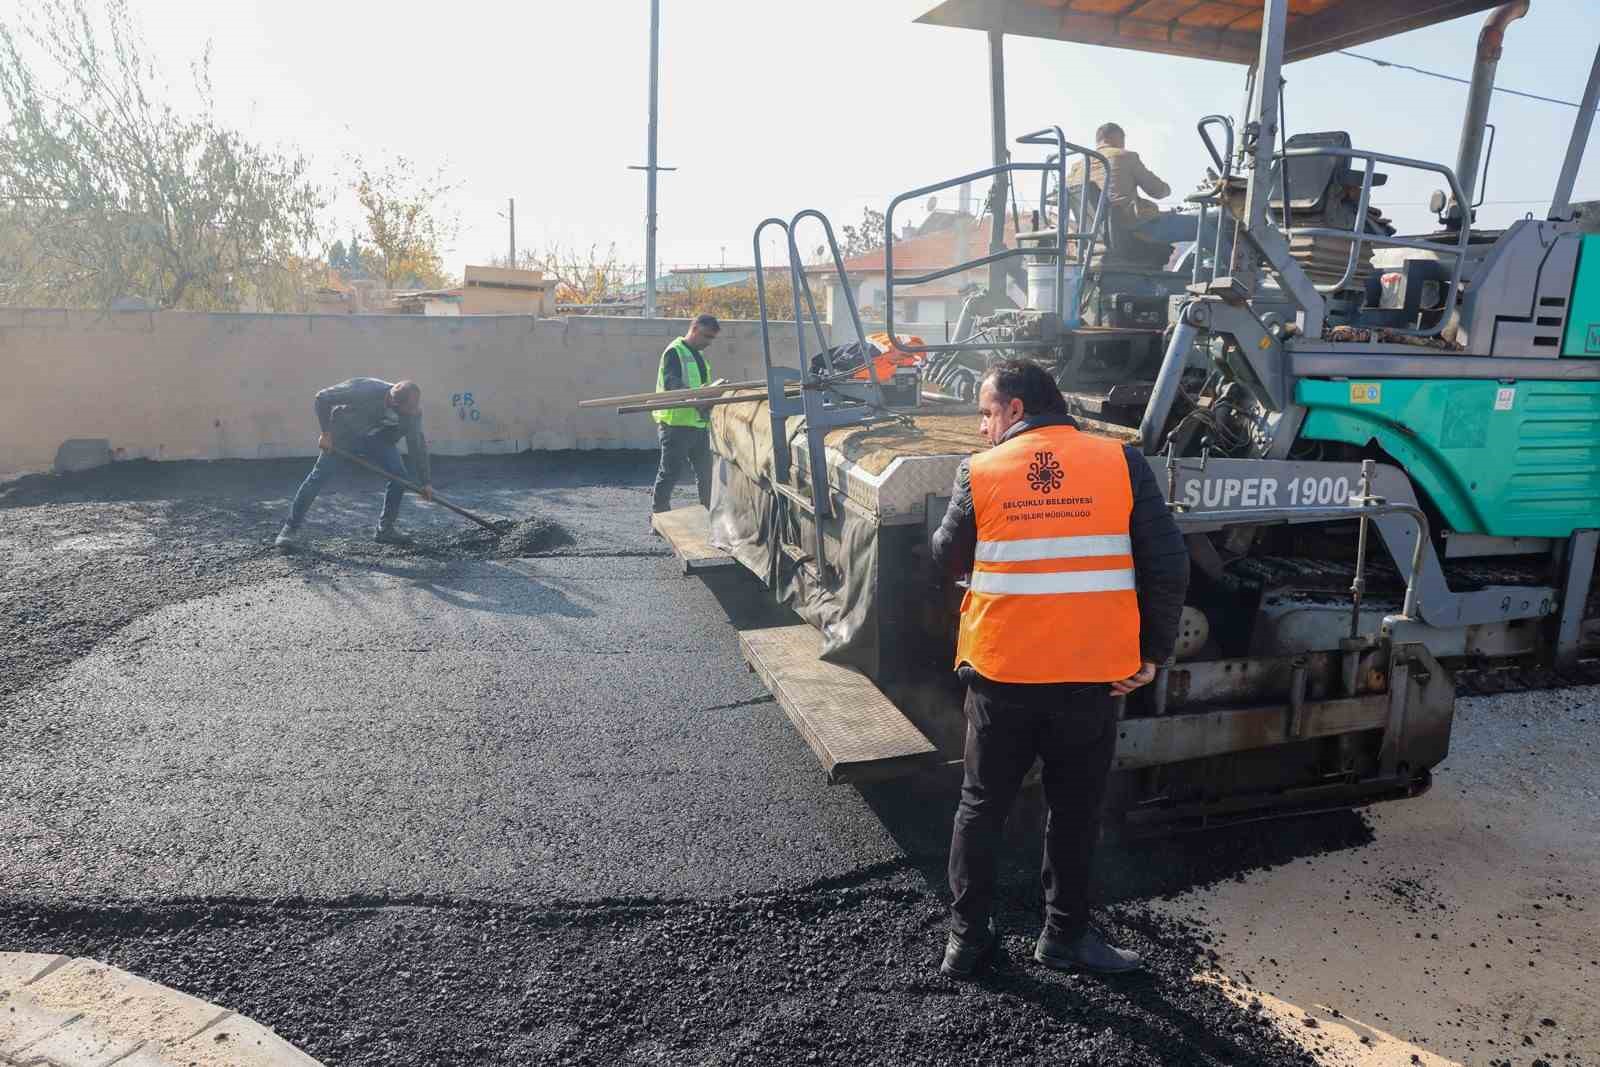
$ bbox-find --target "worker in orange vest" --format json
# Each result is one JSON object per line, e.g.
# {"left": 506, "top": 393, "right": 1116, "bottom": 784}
{"left": 930, "top": 359, "right": 1189, "bottom": 978}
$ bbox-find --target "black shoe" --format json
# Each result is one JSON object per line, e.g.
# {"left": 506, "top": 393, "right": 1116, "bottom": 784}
{"left": 940, "top": 922, "right": 998, "bottom": 979}
{"left": 1034, "top": 928, "right": 1142, "bottom": 975}
{"left": 374, "top": 524, "right": 414, "bottom": 546}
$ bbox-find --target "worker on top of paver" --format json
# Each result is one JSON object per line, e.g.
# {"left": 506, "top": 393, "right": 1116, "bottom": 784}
{"left": 1066, "top": 122, "right": 1191, "bottom": 263}
{"left": 931, "top": 359, "right": 1189, "bottom": 979}
{"left": 650, "top": 313, "right": 720, "bottom": 521}
{"left": 275, "top": 378, "right": 434, "bottom": 550}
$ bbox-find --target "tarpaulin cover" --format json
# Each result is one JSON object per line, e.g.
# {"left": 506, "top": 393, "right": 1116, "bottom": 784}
{"left": 706, "top": 397, "right": 986, "bottom": 678}
{"left": 710, "top": 455, "right": 888, "bottom": 678}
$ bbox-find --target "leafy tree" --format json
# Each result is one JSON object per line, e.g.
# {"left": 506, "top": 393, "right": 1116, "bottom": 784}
{"left": 327, "top": 239, "right": 347, "bottom": 271}
{"left": 0, "top": 0, "right": 326, "bottom": 309}
{"left": 349, "top": 153, "right": 458, "bottom": 290}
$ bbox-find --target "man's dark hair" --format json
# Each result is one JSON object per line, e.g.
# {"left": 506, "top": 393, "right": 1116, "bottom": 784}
{"left": 1095, "top": 122, "right": 1125, "bottom": 146}
{"left": 984, "top": 359, "right": 1067, "bottom": 417}
{"left": 392, "top": 380, "right": 422, "bottom": 414}
{"left": 693, "top": 313, "right": 721, "bottom": 332}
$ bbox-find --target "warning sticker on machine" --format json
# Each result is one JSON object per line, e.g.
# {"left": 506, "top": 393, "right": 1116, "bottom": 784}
{"left": 1494, "top": 386, "right": 1517, "bottom": 411}
{"left": 1350, "top": 382, "right": 1382, "bottom": 404}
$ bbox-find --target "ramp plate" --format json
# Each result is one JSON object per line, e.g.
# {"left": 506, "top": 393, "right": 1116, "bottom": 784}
{"left": 652, "top": 505, "right": 735, "bottom": 573}
{"left": 739, "top": 625, "right": 938, "bottom": 784}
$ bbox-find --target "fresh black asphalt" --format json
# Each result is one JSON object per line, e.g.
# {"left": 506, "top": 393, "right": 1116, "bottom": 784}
{"left": 0, "top": 452, "right": 1334, "bottom": 1065}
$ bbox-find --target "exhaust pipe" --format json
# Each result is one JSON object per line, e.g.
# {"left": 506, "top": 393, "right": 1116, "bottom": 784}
{"left": 1452, "top": 1, "right": 1529, "bottom": 218}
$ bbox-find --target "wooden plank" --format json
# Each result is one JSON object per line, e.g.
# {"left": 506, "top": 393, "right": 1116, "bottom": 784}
{"left": 739, "top": 625, "right": 939, "bottom": 784}
{"left": 617, "top": 390, "right": 792, "bottom": 416}
{"left": 651, "top": 505, "right": 734, "bottom": 574}
{"left": 578, "top": 379, "right": 761, "bottom": 408}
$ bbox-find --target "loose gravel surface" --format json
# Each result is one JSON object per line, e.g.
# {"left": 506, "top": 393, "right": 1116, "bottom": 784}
{"left": 2, "top": 452, "right": 1593, "bottom": 1065}
{"left": 0, "top": 873, "right": 1318, "bottom": 1067}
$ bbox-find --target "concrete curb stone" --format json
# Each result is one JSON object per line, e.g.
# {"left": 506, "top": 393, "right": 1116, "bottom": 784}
{"left": 0, "top": 953, "right": 320, "bottom": 1066}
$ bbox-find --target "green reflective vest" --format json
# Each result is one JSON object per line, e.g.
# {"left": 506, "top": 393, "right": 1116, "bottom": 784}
{"left": 653, "top": 338, "right": 712, "bottom": 428}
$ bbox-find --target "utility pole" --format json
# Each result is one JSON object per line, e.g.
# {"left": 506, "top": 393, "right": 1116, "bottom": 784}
{"left": 508, "top": 198, "right": 516, "bottom": 268}
{"left": 645, "top": 0, "right": 659, "bottom": 316}
{"left": 630, "top": 0, "right": 675, "bottom": 317}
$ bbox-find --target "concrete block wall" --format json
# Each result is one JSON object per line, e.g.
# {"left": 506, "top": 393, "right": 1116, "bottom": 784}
{"left": 0, "top": 309, "right": 814, "bottom": 476}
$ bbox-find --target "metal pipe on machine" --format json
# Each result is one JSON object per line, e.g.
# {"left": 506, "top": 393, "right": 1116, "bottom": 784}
{"left": 1452, "top": 1, "right": 1528, "bottom": 218}
{"left": 986, "top": 30, "right": 1009, "bottom": 300}
{"left": 1551, "top": 40, "right": 1600, "bottom": 220}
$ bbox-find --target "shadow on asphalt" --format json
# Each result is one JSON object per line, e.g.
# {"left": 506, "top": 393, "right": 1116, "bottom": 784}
{"left": 861, "top": 768, "right": 1375, "bottom": 913}
{"left": 693, "top": 561, "right": 800, "bottom": 631}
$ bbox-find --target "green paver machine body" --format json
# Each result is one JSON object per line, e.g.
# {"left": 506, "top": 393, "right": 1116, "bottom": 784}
{"left": 908, "top": 0, "right": 1600, "bottom": 826}
{"left": 721, "top": 0, "right": 1600, "bottom": 830}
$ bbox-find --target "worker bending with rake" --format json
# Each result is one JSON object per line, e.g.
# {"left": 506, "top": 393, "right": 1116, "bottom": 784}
{"left": 932, "top": 359, "right": 1188, "bottom": 978}
{"left": 275, "top": 378, "right": 434, "bottom": 550}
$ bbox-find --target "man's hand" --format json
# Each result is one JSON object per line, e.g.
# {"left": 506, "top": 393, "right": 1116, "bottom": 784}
{"left": 318, "top": 431, "right": 333, "bottom": 452}
{"left": 1110, "top": 661, "right": 1159, "bottom": 696}
{"left": 420, "top": 484, "right": 434, "bottom": 503}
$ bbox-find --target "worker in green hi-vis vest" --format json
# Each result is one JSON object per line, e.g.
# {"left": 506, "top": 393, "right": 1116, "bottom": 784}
{"left": 651, "top": 312, "right": 721, "bottom": 517}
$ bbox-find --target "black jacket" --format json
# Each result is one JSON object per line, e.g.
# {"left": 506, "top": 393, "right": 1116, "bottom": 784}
{"left": 930, "top": 413, "right": 1190, "bottom": 665}
{"left": 313, "top": 377, "right": 431, "bottom": 484}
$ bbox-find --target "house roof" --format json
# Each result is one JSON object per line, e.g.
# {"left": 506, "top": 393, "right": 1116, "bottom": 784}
{"left": 821, "top": 216, "right": 1021, "bottom": 277}
{"left": 915, "top": 0, "right": 1500, "bottom": 65}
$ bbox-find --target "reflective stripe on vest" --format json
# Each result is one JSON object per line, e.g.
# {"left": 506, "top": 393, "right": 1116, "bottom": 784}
{"left": 968, "top": 568, "right": 1135, "bottom": 596}
{"left": 653, "top": 339, "right": 711, "bottom": 428}
{"left": 973, "top": 533, "right": 1132, "bottom": 563}
{"left": 955, "top": 423, "right": 1141, "bottom": 684}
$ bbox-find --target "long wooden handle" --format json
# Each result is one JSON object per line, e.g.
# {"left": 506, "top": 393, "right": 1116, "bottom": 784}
{"left": 330, "top": 447, "right": 502, "bottom": 533}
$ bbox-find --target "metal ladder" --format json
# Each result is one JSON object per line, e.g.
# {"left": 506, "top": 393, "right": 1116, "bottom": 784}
{"left": 752, "top": 210, "right": 892, "bottom": 581}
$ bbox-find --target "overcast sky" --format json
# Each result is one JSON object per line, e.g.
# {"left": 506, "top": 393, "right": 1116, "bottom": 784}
{"left": 49, "top": 0, "right": 1600, "bottom": 272}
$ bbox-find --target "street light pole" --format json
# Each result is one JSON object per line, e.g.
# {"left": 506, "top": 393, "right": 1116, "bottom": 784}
{"left": 508, "top": 197, "right": 516, "bottom": 268}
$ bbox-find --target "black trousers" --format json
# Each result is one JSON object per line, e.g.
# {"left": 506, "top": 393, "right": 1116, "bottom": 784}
{"left": 652, "top": 424, "right": 712, "bottom": 513}
{"left": 948, "top": 670, "right": 1120, "bottom": 943}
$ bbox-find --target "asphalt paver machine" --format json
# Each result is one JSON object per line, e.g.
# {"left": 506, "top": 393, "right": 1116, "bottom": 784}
{"left": 655, "top": 0, "right": 1600, "bottom": 831}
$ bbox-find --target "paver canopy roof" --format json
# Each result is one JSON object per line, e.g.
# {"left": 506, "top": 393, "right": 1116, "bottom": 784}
{"left": 915, "top": 0, "right": 1502, "bottom": 64}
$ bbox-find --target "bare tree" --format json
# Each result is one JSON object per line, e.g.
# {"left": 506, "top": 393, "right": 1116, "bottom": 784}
{"left": 531, "top": 242, "right": 642, "bottom": 307}
{"left": 0, "top": 0, "right": 326, "bottom": 309}
{"left": 813, "top": 206, "right": 886, "bottom": 262}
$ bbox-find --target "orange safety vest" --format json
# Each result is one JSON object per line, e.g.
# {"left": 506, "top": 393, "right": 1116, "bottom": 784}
{"left": 955, "top": 424, "right": 1141, "bottom": 684}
